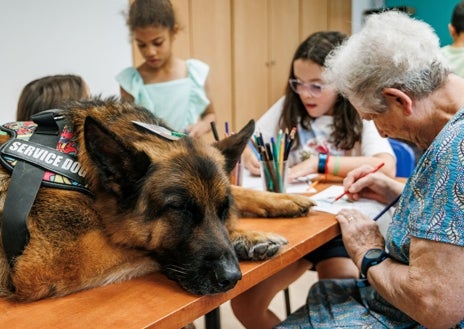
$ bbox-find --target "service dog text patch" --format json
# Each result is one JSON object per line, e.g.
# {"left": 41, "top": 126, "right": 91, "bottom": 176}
{"left": 1, "top": 139, "right": 85, "bottom": 182}
{"left": 0, "top": 121, "right": 89, "bottom": 193}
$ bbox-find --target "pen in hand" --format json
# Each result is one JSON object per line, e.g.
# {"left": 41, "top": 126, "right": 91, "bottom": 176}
{"left": 332, "top": 162, "right": 385, "bottom": 203}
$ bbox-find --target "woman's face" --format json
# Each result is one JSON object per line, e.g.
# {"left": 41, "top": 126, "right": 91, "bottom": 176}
{"left": 292, "top": 59, "right": 338, "bottom": 117}
{"left": 133, "top": 26, "right": 175, "bottom": 70}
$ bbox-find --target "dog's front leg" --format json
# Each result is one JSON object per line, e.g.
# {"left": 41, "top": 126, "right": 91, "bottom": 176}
{"left": 231, "top": 185, "right": 316, "bottom": 218}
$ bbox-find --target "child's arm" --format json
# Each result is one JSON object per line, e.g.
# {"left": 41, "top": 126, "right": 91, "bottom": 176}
{"left": 287, "top": 153, "right": 396, "bottom": 181}
{"left": 186, "top": 78, "right": 216, "bottom": 137}
{"left": 187, "top": 105, "right": 215, "bottom": 138}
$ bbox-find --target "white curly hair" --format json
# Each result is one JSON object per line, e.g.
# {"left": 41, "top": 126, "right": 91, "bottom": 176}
{"left": 324, "top": 11, "right": 450, "bottom": 114}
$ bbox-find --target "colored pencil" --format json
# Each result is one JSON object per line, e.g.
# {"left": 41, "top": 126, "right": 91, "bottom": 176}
{"left": 248, "top": 140, "right": 260, "bottom": 158}
{"left": 253, "top": 128, "right": 297, "bottom": 192}
{"left": 210, "top": 121, "right": 219, "bottom": 141}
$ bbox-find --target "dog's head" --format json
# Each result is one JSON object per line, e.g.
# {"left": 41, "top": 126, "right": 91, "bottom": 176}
{"left": 66, "top": 98, "right": 253, "bottom": 294}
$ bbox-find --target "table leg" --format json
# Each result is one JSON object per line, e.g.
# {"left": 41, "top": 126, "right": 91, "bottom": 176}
{"left": 204, "top": 307, "right": 221, "bottom": 329}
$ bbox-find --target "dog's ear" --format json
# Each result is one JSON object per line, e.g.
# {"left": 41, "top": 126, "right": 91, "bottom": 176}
{"left": 215, "top": 119, "right": 254, "bottom": 173}
{"left": 83, "top": 116, "right": 150, "bottom": 196}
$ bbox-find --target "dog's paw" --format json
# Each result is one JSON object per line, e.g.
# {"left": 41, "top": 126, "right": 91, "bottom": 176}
{"left": 232, "top": 186, "right": 316, "bottom": 218}
{"left": 231, "top": 230, "right": 288, "bottom": 261}
{"left": 259, "top": 193, "right": 316, "bottom": 218}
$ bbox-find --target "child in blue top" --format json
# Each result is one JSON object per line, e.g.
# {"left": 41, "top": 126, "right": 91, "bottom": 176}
{"left": 116, "top": 0, "right": 215, "bottom": 137}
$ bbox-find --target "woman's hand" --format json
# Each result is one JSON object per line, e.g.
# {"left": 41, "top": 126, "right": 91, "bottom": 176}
{"left": 335, "top": 208, "right": 385, "bottom": 270}
{"left": 342, "top": 165, "right": 403, "bottom": 204}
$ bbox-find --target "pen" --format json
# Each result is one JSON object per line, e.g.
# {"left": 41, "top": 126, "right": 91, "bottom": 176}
{"left": 311, "top": 179, "right": 320, "bottom": 187}
{"left": 248, "top": 140, "right": 260, "bottom": 158}
{"left": 306, "top": 179, "right": 321, "bottom": 192}
{"left": 332, "top": 162, "right": 385, "bottom": 203}
{"left": 309, "top": 179, "right": 320, "bottom": 189}
{"left": 373, "top": 194, "right": 401, "bottom": 221}
{"left": 171, "top": 131, "right": 187, "bottom": 138}
{"left": 210, "top": 121, "right": 220, "bottom": 141}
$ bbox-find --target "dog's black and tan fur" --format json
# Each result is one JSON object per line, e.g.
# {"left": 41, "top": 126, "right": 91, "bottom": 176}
{"left": 0, "top": 98, "right": 314, "bottom": 302}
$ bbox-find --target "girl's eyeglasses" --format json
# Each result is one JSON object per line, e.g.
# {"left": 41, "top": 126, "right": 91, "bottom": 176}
{"left": 288, "top": 79, "right": 325, "bottom": 97}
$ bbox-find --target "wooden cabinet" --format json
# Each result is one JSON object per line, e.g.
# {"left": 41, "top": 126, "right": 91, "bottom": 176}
{"left": 132, "top": 0, "right": 351, "bottom": 134}
{"left": 232, "top": 0, "right": 300, "bottom": 129}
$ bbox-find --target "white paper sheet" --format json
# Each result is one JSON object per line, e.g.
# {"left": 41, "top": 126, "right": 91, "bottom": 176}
{"left": 310, "top": 185, "right": 394, "bottom": 236}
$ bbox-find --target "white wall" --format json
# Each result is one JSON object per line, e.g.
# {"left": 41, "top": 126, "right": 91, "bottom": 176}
{"left": 0, "top": 0, "right": 132, "bottom": 123}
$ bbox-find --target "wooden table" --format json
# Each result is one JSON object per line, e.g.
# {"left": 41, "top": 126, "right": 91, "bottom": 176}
{"left": 0, "top": 182, "right": 340, "bottom": 329}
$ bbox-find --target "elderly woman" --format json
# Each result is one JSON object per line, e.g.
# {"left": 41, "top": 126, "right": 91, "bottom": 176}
{"left": 275, "top": 11, "right": 464, "bottom": 329}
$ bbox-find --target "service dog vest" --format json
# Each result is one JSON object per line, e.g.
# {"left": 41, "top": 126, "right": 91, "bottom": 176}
{"left": 0, "top": 121, "right": 87, "bottom": 192}
{"left": 0, "top": 110, "right": 89, "bottom": 266}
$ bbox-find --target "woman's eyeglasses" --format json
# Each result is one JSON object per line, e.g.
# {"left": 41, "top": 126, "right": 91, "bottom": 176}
{"left": 288, "top": 79, "right": 325, "bottom": 97}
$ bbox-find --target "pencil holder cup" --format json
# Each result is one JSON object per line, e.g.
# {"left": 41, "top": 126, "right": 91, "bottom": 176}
{"left": 230, "top": 161, "right": 243, "bottom": 186}
{"left": 260, "top": 160, "right": 288, "bottom": 193}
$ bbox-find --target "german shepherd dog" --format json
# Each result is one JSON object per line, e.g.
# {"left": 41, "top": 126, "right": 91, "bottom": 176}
{"left": 0, "top": 98, "right": 314, "bottom": 302}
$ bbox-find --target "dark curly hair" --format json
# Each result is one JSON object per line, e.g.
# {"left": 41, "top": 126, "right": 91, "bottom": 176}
{"left": 451, "top": 1, "right": 464, "bottom": 34}
{"left": 127, "top": 0, "right": 177, "bottom": 32}
{"left": 280, "top": 31, "right": 362, "bottom": 150}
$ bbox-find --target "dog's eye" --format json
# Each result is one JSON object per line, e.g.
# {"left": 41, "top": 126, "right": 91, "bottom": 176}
{"left": 188, "top": 204, "right": 203, "bottom": 222}
{"left": 220, "top": 207, "right": 229, "bottom": 222}
{"left": 163, "top": 200, "right": 204, "bottom": 223}
{"left": 218, "top": 198, "right": 231, "bottom": 222}
{"left": 159, "top": 193, "right": 202, "bottom": 221}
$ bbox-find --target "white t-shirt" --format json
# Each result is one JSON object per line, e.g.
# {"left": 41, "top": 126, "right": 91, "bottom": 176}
{"left": 255, "top": 96, "right": 395, "bottom": 167}
{"left": 441, "top": 45, "right": 464, "bottom": 78}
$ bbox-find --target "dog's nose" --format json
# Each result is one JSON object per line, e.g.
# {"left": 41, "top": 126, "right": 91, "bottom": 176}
{"left": 215, "top": 265, "right": 242, "bottom": 291}
{"left": 213, "top": 254, "right": 242, "bottom": 291}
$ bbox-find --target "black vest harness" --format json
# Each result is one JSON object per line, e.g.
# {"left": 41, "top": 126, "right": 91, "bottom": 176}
{"left": 0, "top": 110, "right": 88, "bottom": 266}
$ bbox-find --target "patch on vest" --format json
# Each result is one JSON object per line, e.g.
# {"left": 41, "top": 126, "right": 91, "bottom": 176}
{"left": 0, "top": 121, "right": 89, "bottom": 194}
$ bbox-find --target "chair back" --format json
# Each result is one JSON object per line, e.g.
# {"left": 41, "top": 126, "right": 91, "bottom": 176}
{"left": 388, "top": 138, "right": 416, "bottom": 177}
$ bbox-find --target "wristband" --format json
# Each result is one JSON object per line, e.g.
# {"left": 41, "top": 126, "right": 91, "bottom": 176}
{"left": 318, "top": 153, "right": 328, "bottom": 174}
{"left": 333, "top": 156, "right": 340, "bottom": 176}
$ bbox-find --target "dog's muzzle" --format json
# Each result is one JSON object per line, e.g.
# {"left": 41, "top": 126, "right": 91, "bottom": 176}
{"left": 212, "top": 256, "right": 242, "bottom": 292}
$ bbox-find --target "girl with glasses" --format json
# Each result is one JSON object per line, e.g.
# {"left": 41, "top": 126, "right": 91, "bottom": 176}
{"left": 234, "top": 31, "right": 397, "bottom": 329}
{"left": 242, "top": 31, "right": 395, "bottom": 180}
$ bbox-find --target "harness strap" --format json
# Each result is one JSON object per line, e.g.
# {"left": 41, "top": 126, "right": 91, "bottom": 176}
{"left": 2, "top": 109, "right": 66, "bottom": 266}
{"left": 1, "top": 139, "right": 85, "bottom": 183}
